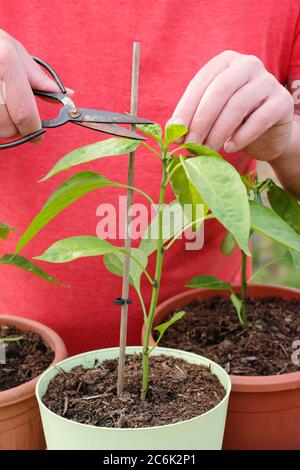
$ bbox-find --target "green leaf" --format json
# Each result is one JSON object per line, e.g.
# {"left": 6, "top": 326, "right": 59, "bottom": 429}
{"left": 175, "top": 142, "right": 221, "bottom": 158}
{"left": 230, "top": 293, "right": 243, "bottom": 324}
{"left": 221, "top": 231, "right": 236, "bottom": 256}
{"left": 165, "top": 123, "right": 188, "bottom": 146}
{"left": 16, "top": 171, "right": 121, "bottom": 253}
{"left": 186, "top": 275, "right": 231, "bottom": 290}
{"left": 103, "top": 248, "right": 148, "bottom": 291}
{"left": 41, "top": 138, "right": 141, "bottom": 181}
{"left": 267, "top": 183, "right": 300, "bottom": 234}
{"left": 182, "top": 156, "right": 251, "bottom": 254}
{"left": 0, "top": 222, "right": 17, "bottom": 241}
{"left": 153, "top": 311, "right": 185, "bottom": 349}
{"left": 167, "top": 156, "right": 207, "bottom": 231}
{"left": 250, "top": 201, "right": 300, "bottom": 253}
{"left": 136, "top": 123, "right": 162, "bottom": 144}
{"left": 0, "top": 336, "right": 23, "bottom": 342}
{"left": 0, "top": 254, "right": 63, "bottom": 285}
{"left": 35, "top": 236, "right": 119, "bottom": 263}
{"left": 139, "top": 200, "right": 191, "bottom": 256}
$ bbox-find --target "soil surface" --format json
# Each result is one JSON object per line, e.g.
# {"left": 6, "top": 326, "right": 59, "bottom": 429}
{"left": 0, "top": 325, "right": 54, "bottom": 391}
{"left": 160, "top": 296, "right": 300, "bottom": 376}
{"left": 43, "top": 354, "right": 226, "bottom": 428}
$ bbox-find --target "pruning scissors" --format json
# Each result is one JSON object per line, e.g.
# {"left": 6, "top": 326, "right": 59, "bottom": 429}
{"left": 0, "top": 57, "right": 152, "bottom": 150}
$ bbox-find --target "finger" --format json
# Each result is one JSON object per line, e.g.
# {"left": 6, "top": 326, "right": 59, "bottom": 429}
{"left": 0, "top": 31, "right": 74, "bottom": 96}
{"left": 0, "top": 105, "right": 18, "bottom": 139}
{"left": 169, "top": 52, "right": 233, "bottom": 128}
{"left": 185, "top": 62, "right": 252, "bottom": 144}
{"left": 1, "top": 42, "right": 41, "bottom": 136}
{"left": 224, "top": 97, "right": 286, "bottom": 152}
{"left": 0, "top": 80, "right": 18, "bottom": 138}
{"left": 19, "top": 48, "right": 75, "bottom": 94}
{"left": 204, "top": 77, "right": 269, "bottom": 150}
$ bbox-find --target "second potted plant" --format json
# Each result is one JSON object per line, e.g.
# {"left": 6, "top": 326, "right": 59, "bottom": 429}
{"left": 0, "top": 223, "right": 67, "bottom": 450}
{"left": 147, "top": 174, "right": 300, "bottom": 449}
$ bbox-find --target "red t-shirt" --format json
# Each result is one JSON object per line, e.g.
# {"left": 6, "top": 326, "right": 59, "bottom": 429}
{"left": 0, "top": 0, "right": 299, "bottom": 354}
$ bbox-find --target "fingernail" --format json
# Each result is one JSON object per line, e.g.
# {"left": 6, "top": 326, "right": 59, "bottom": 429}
{"left": 185, "top": 132, "right": 199, "bottom": 143}
{"left": 173, "top": 118, "right": 186, "bottom": 125}
{"left": 225, "top": 141, "right": 236, "bottom": 153}
{"left": 65, "top": 87, "right": 75, "bottom": 95}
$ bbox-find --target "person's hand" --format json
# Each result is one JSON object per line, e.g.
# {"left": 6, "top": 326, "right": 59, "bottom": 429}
{"left": 169, "top": 50, "right": 295, "bottom": 162}
{"left": 0, "top": 30, "right": 73, "bottom": 142}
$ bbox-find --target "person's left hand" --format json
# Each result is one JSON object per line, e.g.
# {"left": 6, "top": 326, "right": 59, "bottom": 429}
{"left": 169, "top": 50, "right": 295, "bottom": 162}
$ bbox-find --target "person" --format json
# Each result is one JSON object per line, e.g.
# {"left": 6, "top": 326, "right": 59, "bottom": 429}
{"left": 0, "top": 0, "right": 299, "bottom": 355}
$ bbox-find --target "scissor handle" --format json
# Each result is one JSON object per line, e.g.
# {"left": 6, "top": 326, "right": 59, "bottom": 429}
{"left": 32, "top": 57, "right": 67, "bottom": 104}
{"left": 33, "top": 89, "right": 67, "bottom": 104}
{"left": 0, "top": 57, "right": 66, "bottom": 150}
{"left": 0, "top": 129, "right": 46, "bottom": 150}
{"left": 32, "top": 57, "right": 66, "bottom": 93}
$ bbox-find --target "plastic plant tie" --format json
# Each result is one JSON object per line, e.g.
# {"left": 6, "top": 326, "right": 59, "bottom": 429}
{"left": 114, "top": 297, "right": 133, "bottom": 306}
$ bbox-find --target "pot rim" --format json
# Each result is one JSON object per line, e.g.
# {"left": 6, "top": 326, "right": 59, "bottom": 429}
{"left": 0, "top": 314, "right": 67, "bottom": 407}
{"left": 145, "top": 283, "right": 300, "bottom": 393}
{"left": 36, "top": 346, "right": 231, "bottom": 432}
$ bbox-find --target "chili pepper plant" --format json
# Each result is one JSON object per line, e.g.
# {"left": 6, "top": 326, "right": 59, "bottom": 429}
{"left": 16, "top": 122, "right": 253, "bottom": 399}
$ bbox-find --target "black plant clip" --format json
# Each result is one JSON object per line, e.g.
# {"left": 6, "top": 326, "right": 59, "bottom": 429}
{"left": 114, "top": 297, "right": 133, "bottom": 305}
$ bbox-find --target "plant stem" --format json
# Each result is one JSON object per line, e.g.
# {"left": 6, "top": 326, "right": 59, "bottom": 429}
{"left": 118, "top": 183, "right": 155, "bottom": 206}
{"left": 248, "top": 256, "right": 287, "bottom": 283}
{"left": 141, "top": 142, "right": 161, "bottom": 159}
{"left": 117, "top": 42, "right": 140, "bottom": 397}
{"left": 136, "top": 289, "right": 148, "bottom": 324}
{"left": 164, "top": 213, "right": 215, "bottom": 252}
{"left": 141, "top": 150, "right": 167, "bottom": 401}
{"left": 120, "top": 248, "right": 154, "bottom": 286}
{"left": 240, "top": 250, "right": 248, "bottom": 327}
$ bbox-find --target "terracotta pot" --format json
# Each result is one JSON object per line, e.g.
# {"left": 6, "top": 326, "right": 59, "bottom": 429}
{"left": 0, "top": 315, "right": 67, "bottom": 450}
{"left": 142, "top": 284, "right": 300, "bottom": 450}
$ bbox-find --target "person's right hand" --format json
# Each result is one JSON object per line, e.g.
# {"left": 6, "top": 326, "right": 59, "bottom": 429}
{"left": 0, "top": 30, "right": 73, "bottom": 142}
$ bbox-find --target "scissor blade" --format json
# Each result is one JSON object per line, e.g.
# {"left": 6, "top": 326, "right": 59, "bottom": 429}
{"left": 74, "top": 121, "right": 147, "bottom": 140}
{"left": 78, "top": 108, "right": 153, "bottom": 125}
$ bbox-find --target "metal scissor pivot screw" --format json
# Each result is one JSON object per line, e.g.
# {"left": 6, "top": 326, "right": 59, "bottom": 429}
{"left": 69, "top": 108, "right": 81, "bottom": 118}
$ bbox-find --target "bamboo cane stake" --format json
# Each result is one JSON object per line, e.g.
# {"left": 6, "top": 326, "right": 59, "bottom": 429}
{"left": 117, "top": 42, "right": 140, "bottom": 396}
